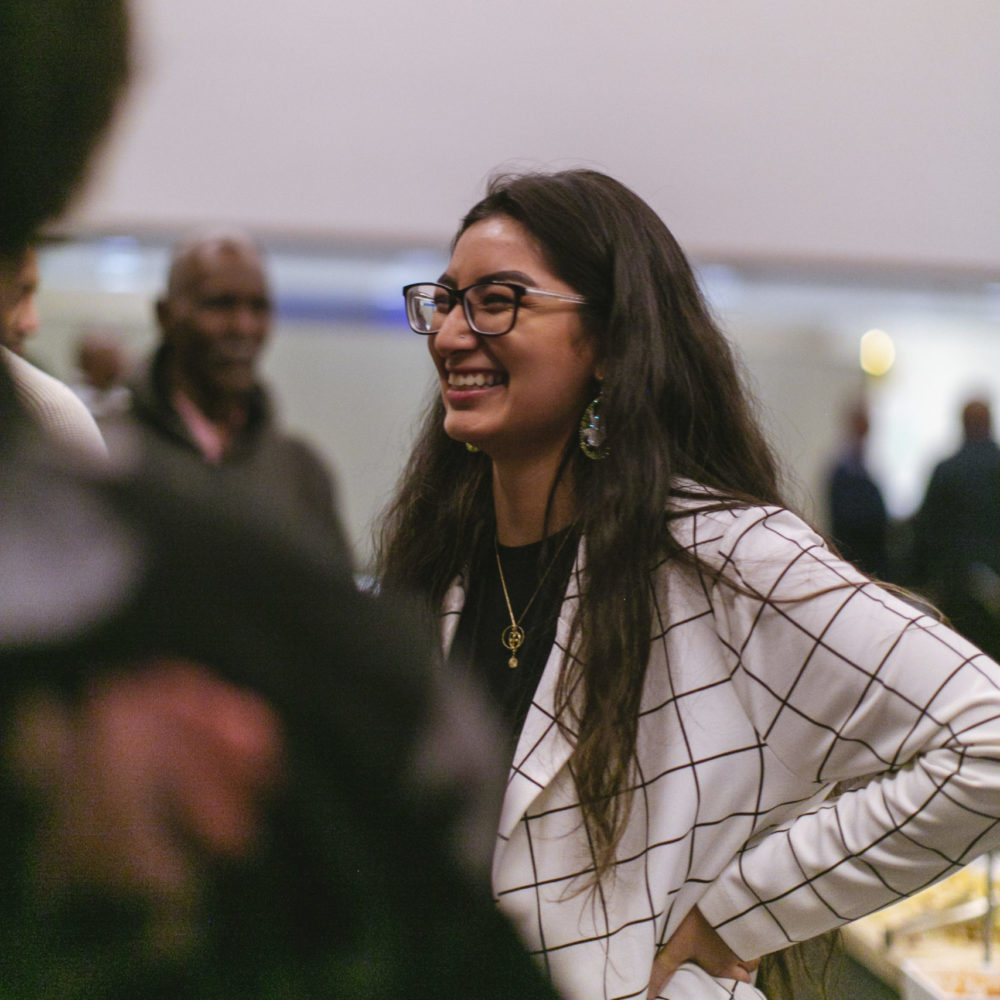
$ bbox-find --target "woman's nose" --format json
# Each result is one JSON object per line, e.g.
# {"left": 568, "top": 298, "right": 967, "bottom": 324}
{"left": 430, "top": 305, "right": 479, "bottom": 354}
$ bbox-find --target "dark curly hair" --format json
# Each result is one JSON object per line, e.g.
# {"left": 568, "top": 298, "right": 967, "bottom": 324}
{"left": 0, "top": 0, "right": 129, "bottom": 257}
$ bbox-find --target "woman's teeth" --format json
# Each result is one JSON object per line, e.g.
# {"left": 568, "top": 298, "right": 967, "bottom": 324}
{"left": 448, "top": 371, "right": 503, "bottom": 388}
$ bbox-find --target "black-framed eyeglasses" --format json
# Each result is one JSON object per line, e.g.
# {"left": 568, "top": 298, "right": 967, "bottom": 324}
{"left": 402, "top": 281, "right": 588, "bottom": 337}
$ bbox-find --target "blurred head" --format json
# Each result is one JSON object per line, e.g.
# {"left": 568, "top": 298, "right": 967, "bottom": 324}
{"left": 156, "top": 233, "right": 272, "bottom": 411}
{"left": 843, "top": 400, "right": 870, "bottom": 444}
{"left": 0, "top": 247, "right": 40, "bottom": 354}
{"left": 962, "top": 398, "right": 991, "bottom": 442}
{"left": 77, "top": 328, "right": 127, "bottom": 390}
{"left": 0, "top": 0, "right": 129, "bottom": 258}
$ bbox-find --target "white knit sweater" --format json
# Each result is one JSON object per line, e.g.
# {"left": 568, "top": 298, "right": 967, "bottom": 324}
{"left": 2, "top": 346, "right": 106, "bottom": 461}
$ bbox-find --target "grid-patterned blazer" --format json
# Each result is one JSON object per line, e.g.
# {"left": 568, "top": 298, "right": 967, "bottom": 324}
{"left": 440, "top": 492, "right": 1000, "bottom": 1000}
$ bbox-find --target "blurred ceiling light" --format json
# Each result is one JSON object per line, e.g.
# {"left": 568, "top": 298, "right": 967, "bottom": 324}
{"left": 860, "top": 328, "right": 895, "bottom": 376}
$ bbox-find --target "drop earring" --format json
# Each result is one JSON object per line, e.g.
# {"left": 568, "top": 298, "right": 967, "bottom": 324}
{"left": 465, "top": 442, "right": 480, "bottom": 453}
{"left": 579, "top": 392, "right": 609, "bottom": 460}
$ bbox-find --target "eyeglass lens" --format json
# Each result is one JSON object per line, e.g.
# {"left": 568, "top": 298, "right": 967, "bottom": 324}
{"left": 406, "top": 283, "right": 518, "bottom": 336}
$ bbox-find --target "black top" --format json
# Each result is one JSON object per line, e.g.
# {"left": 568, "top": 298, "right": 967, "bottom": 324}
{"left": 451, "top": 526, "right": 579, "bottom": 757}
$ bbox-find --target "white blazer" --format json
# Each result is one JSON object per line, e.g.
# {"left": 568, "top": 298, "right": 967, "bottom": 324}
{"left": 441, "top": 495, "right": 1000, "bottom": 1000}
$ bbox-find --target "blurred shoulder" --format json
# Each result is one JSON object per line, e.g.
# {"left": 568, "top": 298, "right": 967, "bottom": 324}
{"left": 2, "top": 347, "right": 107, "bottom": 462}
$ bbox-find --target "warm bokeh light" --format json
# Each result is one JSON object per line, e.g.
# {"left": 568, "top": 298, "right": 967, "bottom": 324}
{"left": 860, "top": 328, "right": 896, "bottom": 376}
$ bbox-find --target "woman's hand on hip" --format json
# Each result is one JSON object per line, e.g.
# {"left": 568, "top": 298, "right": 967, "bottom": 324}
{"left": 646, "top": 905, "right": 759, "bottom": 999}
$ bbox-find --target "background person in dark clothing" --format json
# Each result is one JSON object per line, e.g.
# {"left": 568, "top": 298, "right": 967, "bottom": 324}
{"left": 912, "top": 397, "right": 1000, "bottom": 658}
{"left": 825, "top": 401, "right": 890, "bottom": 579}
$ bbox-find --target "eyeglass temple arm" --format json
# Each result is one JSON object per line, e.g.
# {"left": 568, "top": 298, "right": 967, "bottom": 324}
{"left": 520, "top": 287, "right": 588, "bottom": 304}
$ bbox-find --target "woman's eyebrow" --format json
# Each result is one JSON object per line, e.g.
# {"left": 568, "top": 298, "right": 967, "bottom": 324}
{"left": 436, "top": 269, "right": 537, "bottom": 287}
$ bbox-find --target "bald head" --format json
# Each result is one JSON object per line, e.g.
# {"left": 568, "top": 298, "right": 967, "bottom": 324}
{"left": 165, "top": 231, "right": 263, "bottom": 300}
{"left": 156, "top": 231, "right": 272, "bottom": 416}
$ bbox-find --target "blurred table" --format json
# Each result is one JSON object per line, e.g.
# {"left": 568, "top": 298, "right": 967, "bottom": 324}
{"left": 843, "top": 857, "right": 1000, "bottom": 999}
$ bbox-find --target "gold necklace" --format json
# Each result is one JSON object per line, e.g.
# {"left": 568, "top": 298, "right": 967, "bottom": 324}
{"left": 494, "top": 529, "right": 575, "bottom": 669}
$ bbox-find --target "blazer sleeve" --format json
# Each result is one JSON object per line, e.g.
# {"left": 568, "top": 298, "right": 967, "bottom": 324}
{"left": 694, "top": 506, "right": 1000, "bottom": 959}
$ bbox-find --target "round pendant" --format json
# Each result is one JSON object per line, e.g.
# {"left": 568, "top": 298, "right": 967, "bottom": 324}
{"left": 508, "top": 655, "right": 519, "bottom": 669}
{"left": 501, "top": 623, "right": 525, "bottom": 652}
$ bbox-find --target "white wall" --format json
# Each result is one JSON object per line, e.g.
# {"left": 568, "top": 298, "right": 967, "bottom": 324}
{"left": 71, "top": 0, "right": 1000, "bottom": 271}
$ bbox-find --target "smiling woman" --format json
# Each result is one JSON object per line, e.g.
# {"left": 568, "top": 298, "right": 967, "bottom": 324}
{"left": 377, "top": 169, "right": 1000, "bottom": 1000}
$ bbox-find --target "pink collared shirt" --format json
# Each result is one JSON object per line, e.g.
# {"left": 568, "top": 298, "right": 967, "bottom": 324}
{"left": 171, "top": 388, "right": 246, "bottom": 463}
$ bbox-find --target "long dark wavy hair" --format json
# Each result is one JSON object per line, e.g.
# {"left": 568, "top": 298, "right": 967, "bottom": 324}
{"left": 377, "top": 167, "right": 789, "bottom": 876}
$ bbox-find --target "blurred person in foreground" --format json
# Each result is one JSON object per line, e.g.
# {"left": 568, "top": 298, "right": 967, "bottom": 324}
{"left": 0, "top": 246, "right": 105, "bottom": 460}
{"left": 912, "top": 396, "right": 1000, "bottom": 660}
{"left": 0, "top": 2, "right": 558, "bottom": 998}
{"left": 107, "top": 229, "right": 343, "bottom": 549}
{"left": 0, "top": 414, "right": 554, "bottom": 998}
